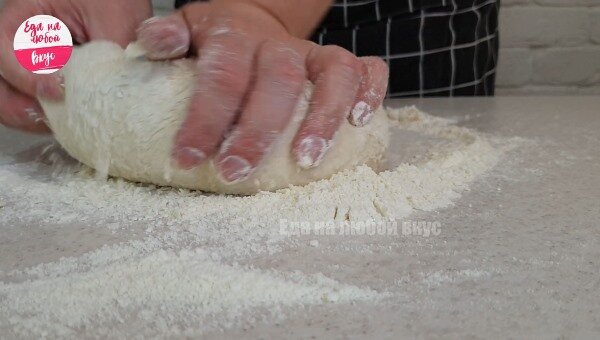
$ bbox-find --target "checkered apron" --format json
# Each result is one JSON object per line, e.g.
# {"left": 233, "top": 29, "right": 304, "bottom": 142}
{"left": 175, "top": 0, "right": 500, "bottom": 98}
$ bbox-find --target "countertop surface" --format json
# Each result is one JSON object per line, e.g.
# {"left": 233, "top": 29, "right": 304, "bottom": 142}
{"left": 1, "top": 96, "right": 599, "bottom": 338}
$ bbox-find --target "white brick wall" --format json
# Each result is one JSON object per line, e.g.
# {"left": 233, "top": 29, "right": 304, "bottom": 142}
{"left": 2, "top": 0, "right": 599, "bottom": 95}
{"left": 497, "top": 0, "right": 600, "bottom": 95}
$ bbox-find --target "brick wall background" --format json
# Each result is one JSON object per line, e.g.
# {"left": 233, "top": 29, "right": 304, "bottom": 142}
{"left": 2, "top": 0, "right": 599, "bottom": 95}
{"left": 497, "top": 0, "right": 600, "bottom": 95}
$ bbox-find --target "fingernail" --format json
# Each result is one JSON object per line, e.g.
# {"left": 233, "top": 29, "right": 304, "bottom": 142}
{"left": 217, "top": 155, "right": 254, "bottom": 184}
{"left": 24, "top": 107, "right": 44, "bottom": 123}
{"left": 296, "top": 135, "right": 331, "bottom": 169}
{"left": 137, "top": 17, "right": 162, "bottom": 37}
{"left": 350, "top": 101, "right": 373, "bottom": 126}
{"left": 36, "top": 76, "right": 64, "bottom": 101}
{"left": 141, "top": 16, "right": 161, "bottom": 26}
{"left": 57, "top": 72, "right": 65, "bottom": 89}
{"left": 174, "top": 147, "right": 206, "bottom": 169}
{"left": 138, "top": 17, "right": 189, "bottom": 59}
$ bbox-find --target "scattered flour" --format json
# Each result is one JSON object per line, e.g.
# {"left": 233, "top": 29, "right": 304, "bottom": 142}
{"left": 2, "top": 248, "right": 380, "bottom": 338}
{"left": 0, "top": 107, "right": 517, "bottom": 338}
{"left": 421, "top": 269, "right": 499, "bottom": 287}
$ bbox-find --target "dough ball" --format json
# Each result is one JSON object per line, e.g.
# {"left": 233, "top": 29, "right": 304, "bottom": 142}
{"left": 39, "top": 41, "right": 389, "bottom": 194}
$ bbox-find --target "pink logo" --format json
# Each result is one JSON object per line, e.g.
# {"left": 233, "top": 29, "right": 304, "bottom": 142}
{"left": 13, "top": 15, "right": 73, "bottom": 74}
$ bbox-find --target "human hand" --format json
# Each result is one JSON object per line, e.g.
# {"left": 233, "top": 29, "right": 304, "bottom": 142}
{"left": 137, "top": 1, "right": 389, "bottom": 183}
{"left": 0, "top": 0, "right": 152, "bottom": 133}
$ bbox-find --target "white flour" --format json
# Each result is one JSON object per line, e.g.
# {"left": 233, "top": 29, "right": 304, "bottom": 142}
{"left": 3, "top": 248, "right": 381, "bottom": 338}
{"left": 0, "top": 107, "right": 516, "bottom": 338}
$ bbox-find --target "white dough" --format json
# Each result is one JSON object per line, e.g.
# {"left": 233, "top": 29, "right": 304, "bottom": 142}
{"left": 39, "top": 41, "right": 389, "bottom": 194}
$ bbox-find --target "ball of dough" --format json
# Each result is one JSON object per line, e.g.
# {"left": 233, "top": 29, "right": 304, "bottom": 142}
{"left": 39, "top": 41, "right": 389, "bottom": 195}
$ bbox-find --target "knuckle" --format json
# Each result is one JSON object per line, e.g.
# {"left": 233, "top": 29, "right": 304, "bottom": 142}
{"left": 376, "top": 57, "right": 390, "bottom": 72}
{"left": 260, "top": 41, "right": 306, "bottom": 86}
{"left": 333, "top": 50, "right": 362, "bottom": 76}
{"left": 199, "top": 35, "right": 252, "bottom": 94}
{"left": 320, "top": 46, "right": 362, "bottom": 75}
{"left": 212, "top": 69, "right": 245, "bottom": 94}
{"left": 368, "top": 57, "right": 390, "bottom": 78}
{"left": 201, "top": 55, "right": 248, "bottom": 94}
{"left": 271, "top": 59, "right": 306, "bottom": 88}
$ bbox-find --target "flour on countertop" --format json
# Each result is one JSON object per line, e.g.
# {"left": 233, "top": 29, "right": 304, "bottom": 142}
{"left": 0, "top": 107, "right": 518, "bottom": 338}
{"left": 2, "top": 248, "right": 382, "bottom": 338}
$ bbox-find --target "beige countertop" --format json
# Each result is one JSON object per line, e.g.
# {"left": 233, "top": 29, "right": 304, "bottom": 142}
{"left": 0, "top": 96, "right": 599, "bottom": 338}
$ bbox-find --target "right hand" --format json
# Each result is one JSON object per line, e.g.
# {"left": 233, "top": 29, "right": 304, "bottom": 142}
{"left": 0, "top": 0, "right": 152, "bottom": 133}
{"left": 137, "top": 1, "right": 389, "bottom": 182}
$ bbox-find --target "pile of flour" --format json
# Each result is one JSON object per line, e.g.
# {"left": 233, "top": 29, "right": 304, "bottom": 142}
{"left": 0, "top": 107, "right": 516, "bottom": 338}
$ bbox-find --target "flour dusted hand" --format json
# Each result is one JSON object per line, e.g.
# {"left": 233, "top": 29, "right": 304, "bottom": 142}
{"left": 0, "top": 0, "right": 151, "bottom": 133}
{"left": 136, "top": 1, "right": 389, "bottom": 182}
{"left": 38, "top": 42, "right": 389, "bottom": 194}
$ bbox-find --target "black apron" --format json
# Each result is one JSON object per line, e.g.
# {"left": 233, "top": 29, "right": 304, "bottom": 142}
{"left": 175, "top": 0, "right": 500, "bottom": 98}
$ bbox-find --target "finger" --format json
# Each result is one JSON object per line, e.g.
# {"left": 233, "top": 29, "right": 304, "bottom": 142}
{"left": 0, "top": 77, "right": 50, "bottom": 134}
{"left": 82, "top": 0, "right": 153, "bottom": 48}
{"left": 172, "top": 30, "right": 256, "bottom": 169}
{"left": 214, "top": 40, "right": 306, "bottom": 183}
{"left": 0, "top": 5, "right": 63, "bottom": 101}
{"left": 137, "top": 13, "right": 191, "bottom": 60}
{"left": 348, "top": 57, "right": 389, "bottom": 126}
{"left": 292, "top": 45, "right": 362, "bottom": 169}
{"left": 137, "top": 2, "right": 212, "bottom": 60}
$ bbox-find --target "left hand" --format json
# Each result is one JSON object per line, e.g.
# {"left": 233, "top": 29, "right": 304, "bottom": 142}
{"left": 137, "top": 1, "right": 389, "bottom": 183}
{"left": 0, "top": 0, "right": 152, "bottom": 133}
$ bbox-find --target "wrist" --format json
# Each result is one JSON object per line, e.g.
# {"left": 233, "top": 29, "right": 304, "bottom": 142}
{"left": 213, "top": 0, "right": 331, "bottom": 38}
{"left": 205, "top": 0, "right": 289, "bottom": 41}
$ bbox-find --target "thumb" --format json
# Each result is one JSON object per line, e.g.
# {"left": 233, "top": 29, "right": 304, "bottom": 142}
{"left": 136, "top": 11, "right": 191, "bottom": 60}
{"left": 83, "top": 0, "right": 153, "bottom": 47}
{"left": 137, "top": 3, "right": 212, "bottom": 60}
{"left": 0, "top": 3, "right": 63, "bottom": 101}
